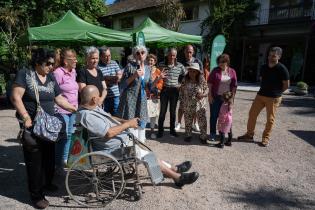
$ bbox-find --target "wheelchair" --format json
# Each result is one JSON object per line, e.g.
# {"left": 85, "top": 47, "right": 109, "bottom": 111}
{"left": 65, "top": 123, "right": 164, "bottom": 208}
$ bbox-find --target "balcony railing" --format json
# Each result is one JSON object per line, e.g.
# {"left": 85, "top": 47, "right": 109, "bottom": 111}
{"left": 269, "top": 5, "right": 313, "bottom": 22}
{"left": 250, "top": 5, "right": 315, "bottom": 25}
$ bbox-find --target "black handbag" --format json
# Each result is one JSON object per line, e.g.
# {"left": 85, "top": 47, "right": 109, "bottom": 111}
{"left": 17, "top": 127, "right": 38, "bottom": 148}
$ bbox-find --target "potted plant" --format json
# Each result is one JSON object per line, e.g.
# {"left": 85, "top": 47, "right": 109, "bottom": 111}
{"left": 294, "top": 81, "right": 308, "bottom": 95}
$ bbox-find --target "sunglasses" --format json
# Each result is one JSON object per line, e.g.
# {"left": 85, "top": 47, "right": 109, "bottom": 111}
{"left": 46, "top": 61, "right": 55, "bottom": 66}
{"left": 136, "top": 51, "right": 145, "bottom": 56}
{"left": 66, "top": 57, "right": 77, "bottom": 61}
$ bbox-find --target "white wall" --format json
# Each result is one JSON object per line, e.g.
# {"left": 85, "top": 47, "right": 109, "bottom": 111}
{"left": 110, "top": 0, "right": 209, "bottom": 35}
{"left": 179, "top": 1, "right": 209, "bottom": 35}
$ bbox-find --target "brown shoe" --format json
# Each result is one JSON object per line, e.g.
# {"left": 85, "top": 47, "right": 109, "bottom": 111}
{"left": 33, "top": 198, "right": 49, "bottom": 209}
{"left": 237, "top": 133, "right": 254, "bottom": 142}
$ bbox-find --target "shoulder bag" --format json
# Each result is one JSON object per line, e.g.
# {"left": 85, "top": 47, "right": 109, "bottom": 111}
{"left": 31, "top": 71, "right": 63, "bottom": 142}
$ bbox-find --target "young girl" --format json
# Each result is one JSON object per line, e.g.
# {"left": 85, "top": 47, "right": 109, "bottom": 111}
{"left": 146, "top": 54, "right": 164, "bottom": 139}
{"left": 216, "top": 91, "right": 233, "bottom": 148}
{"left": 180, "top": 63, "right": 208, "bottom": 143}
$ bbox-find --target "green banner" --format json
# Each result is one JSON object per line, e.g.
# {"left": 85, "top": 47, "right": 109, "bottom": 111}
{"left": 210, "top": 34, "right": 226, "bottom": 71}
{"left": 133, "top": 31, "right": 145, "bottom": 47}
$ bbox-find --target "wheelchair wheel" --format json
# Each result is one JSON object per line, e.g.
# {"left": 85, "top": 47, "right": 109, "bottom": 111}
{"left": 65, "top": 151, "right": 125, "bottom": 208}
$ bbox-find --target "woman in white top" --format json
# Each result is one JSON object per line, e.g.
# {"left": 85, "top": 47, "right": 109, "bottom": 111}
{"left": 207, "top": 54, "right": 237, "bottom": 142}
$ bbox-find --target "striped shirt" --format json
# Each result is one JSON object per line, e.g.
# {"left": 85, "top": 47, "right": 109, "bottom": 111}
{"left": 159, "top": 62, "right": 185, "bottom": 87}
{"left": 98, "top": 60, "right": 121, "bottom": 98}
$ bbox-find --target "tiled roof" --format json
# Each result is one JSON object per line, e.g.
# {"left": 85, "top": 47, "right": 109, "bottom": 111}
{"left": 105, "top": 0, "right": 163, "bottom": 16}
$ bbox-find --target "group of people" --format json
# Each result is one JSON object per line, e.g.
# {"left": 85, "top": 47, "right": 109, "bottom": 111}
{"left": 10, "top": 44, "right": 289, "bottom": 209}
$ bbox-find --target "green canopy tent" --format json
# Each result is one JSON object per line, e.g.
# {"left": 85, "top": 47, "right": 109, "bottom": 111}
{"left": 26, "top": 10, "right": 131, "bottom": 46}
{"left": 131, "top": 18, "right": 202, "bottom": 48}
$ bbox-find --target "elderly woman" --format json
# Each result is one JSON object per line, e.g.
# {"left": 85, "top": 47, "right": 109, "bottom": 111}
{"left": 53, "top": 48, "right": 79, "bottom": 171}
{"left": 118, "top": 45, "right": 152, "bottom": 142}
{"left": 76, "top": 47, "right": 107, "bottom": 105}
{"left": 208, "top": 54, "right": 237, "bottom": 142}
{"left": 11, "top": 48, "right": 77, "bottom": 209}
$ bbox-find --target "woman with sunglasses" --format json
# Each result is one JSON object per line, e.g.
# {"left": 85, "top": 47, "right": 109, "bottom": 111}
{"left": 53, "top": 48, "right": 79, "bottom": 173}
{"left": 11, "top": 48, "right": 77, "bottom": 209}
{"left": 118, "top": 45, "right": 152, "bottom": 142}
{"left": 207, "top": 54, "right": 237, "bottom": 142}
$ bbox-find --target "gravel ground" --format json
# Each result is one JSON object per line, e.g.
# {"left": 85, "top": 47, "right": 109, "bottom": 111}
{"left": 0, "top": 91, "right": 314, "bottom": 210}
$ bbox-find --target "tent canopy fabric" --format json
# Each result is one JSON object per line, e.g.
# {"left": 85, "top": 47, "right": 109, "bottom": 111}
{"left": 27, "top": 11, "right": 131, "bottom": 46}
{"left": 131, "top": 18, "right": 202, "bottom": 48}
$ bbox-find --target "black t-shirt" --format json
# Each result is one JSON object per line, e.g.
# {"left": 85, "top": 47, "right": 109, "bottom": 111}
{"left": 14, "top": 68, "right": 61, "bottom": 120}
{"left": 76, "top": 68, "right": 104, "bottom": 96}
{"left": 258, "top": 63, "right": 290, "bottom": 98}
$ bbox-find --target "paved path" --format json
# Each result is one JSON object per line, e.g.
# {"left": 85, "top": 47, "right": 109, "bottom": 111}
{"left": 0, "top": 91, "right": 314, "bottom": 209}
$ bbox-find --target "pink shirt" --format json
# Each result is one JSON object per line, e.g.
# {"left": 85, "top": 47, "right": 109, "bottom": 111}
{"left": 217, "top": 103, "right": 232, "bottom": 134}
{"left": 53, "top": 67, "right": 79, "bottom": 114}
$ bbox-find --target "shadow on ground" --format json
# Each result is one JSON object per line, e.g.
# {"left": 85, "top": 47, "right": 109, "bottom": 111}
{"left": 224, "top": 187, "right": 315, "bottom": 209}
{"left": 0, "top": 140, "right": 30, "bottom": 205}
{"left": 289, "top": 130, "right": 315, "bottom": 147}
{"left": 281, "top": 96, "right": 315, "bottom": 108}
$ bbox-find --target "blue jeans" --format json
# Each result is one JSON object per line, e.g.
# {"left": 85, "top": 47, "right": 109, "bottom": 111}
{"left": 210, "top": 95, "right": 223, "bottom": 135}
{"left": 55, "top": 113, "right": 76, "bottom": 167}
{"left": 104, "top": 96, "right": 120, "bottom": 116}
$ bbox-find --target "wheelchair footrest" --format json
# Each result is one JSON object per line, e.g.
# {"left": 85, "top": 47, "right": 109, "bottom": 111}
{"left": 142, "top": 152, "right": 164, "bottom": 185}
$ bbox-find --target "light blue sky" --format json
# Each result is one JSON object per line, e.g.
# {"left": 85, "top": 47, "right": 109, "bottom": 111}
{"left": 105, "top": 0, "right": 115, "bottom": 5}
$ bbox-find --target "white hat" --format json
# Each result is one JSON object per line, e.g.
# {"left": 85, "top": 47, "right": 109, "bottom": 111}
{"left": 186, "top": 62, "right": 201, "bottom": 72}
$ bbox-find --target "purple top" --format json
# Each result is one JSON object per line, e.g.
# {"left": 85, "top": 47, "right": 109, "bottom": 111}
{"left": 53, "top": 67, "right": 79, "bottom": 114}
{"left": 208, "top": 67, "right": 237, "bottom": 97}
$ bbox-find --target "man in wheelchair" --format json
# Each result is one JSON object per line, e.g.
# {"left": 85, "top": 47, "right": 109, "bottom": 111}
{"left": 77, "top": 85, "right": 199, "bottom": 187}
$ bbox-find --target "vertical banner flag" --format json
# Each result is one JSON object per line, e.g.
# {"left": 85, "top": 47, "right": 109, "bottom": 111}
{"left": 137, "top": 31, "right": 145, "bottom": 46}
{"left": 210, "top": 34, "right": 226, "bottom": 71}
{"left": 133, "top": 31, "right": 145, "bottom": 47}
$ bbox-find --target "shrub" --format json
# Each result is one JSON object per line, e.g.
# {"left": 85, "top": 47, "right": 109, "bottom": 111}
{"left": 296, "top": 81, "right": 308, "bottom": 90}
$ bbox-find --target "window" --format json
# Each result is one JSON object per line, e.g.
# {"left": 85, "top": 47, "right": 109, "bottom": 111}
{"left": 148, "top": 12, "right": 163, "bottom": 24}
{"left": 120, "top": 17, "right": 133, "bottom": 29}
{"left": 182, "top": 6, "right": 199, "bottom": 21}
{"left": 102, "top": 19, "right": 113, "bottom": 29}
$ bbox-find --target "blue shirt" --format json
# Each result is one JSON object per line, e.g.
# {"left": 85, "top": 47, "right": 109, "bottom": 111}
{"left": 98, "top": 60, "right": 121, "bottom": 98}
{"left": 77, "top": 106, "right": 129, "bottom": 152}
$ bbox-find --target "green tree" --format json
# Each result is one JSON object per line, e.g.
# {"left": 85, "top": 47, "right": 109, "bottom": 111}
{"left": 0, "top": 0, "right": 107, "bottom": 73}
{"left": 158, "top": 0, "right": 186, "bottom": 31}
{"left": 201, "top": 0, "right": 259, "bottom": 52}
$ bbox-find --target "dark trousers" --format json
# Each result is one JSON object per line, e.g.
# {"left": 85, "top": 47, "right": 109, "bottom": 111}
{"left": 22, "top": 137, "right": 55, "bottom": 201}
{"left": 104, "top": 96, "right": 120, "bottom": 116}
{"left": 210, "top": 95, "right": 223, "bottom": 135}
{"left": 158, "top": 87, "right": 179, "bottom": 133}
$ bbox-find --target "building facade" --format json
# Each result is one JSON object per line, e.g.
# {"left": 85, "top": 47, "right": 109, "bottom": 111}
{"left": 241, "top": 0, "right": 315, "bottom": 84}
{"left": 101, "top": 0, "right": 208, "bottom": 64}
{"left": 103, "top": 0, "right": 315, "bottom": 84}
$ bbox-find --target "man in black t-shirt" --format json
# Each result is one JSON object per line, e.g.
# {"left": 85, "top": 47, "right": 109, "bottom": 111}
{"left": 238, "top": 47, "right": 290, "bottom": 147}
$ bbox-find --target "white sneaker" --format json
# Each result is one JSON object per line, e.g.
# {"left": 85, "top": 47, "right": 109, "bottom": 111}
{"left": 175, "top": 123, "right": 181, "bottom": 131}
{"left": 193, "top": 123, "right": 200, "bottom": 132}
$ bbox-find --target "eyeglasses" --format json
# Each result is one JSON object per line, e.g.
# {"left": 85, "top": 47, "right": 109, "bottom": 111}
{"left": 46, "top": 61, "right": 55, "bottom": 66}
{"left": 136, "top": 51, "right": 145, "bottom": 56}
{"left": 218, "top": 60, "right": 226, "bottom": 64}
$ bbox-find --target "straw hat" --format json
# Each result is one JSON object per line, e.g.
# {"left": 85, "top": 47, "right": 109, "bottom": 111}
{"left": 186, "top": 63, "right": 201, "bottom": 72}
